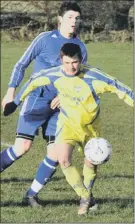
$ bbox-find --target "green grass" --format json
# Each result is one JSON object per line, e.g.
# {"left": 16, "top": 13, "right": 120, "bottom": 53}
{"left": 1, "top": 41, "right": 134, "bottom": 223}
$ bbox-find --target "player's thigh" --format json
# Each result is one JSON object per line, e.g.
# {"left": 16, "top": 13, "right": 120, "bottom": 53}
{"left": 17, "top": 95, "right": 55, "bottom": 137}
{"left": 16, "top": 114, "right": 41, "bottom": 137}
{"left": 13, "top": 137, "right": 33, "bottom": 157}
{"left": 20, "top": 93, "right": 54, "bottom": 117}
{"left": 16, "top": 104, "right": 52, "bottom": 138}
{"left": 42, "top": 111, "right": 59, "bottom": 137}
{"left": 86, "top": 116, "right": 101, "bottom": 142}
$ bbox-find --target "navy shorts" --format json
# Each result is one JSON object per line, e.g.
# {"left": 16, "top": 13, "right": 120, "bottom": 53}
{"left": 42, "top": 111, "right": 59, "bottom": 140}
{"left": 16, "top": 89, "right": 59, "bottom": 141}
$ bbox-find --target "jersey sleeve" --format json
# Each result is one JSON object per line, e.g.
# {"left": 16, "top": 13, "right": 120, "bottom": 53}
{"left": 92, "top": 69, "right": 134, "bottom": 107}
{"left": 17, "top": 71, "right": 51, "bottom": 102}
{"left": 8, "top": 32, "right": 47, "bottom": 88}
{"left": 81, "top": 45, "right": 88, "bottom": 64}
{"left": 14, "top": 80, "right": 33, "bottom": 105}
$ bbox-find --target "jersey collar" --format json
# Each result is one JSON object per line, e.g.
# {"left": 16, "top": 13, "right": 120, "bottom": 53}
{"left": 60, "top": 65, "right": 84, "bottom": 78}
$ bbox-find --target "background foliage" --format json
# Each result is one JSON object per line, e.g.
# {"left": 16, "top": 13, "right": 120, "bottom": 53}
{"left": 1, "top": 0, "right": 134, "bottom": 42}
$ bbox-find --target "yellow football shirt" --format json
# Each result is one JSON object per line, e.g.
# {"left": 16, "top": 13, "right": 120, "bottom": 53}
{"left": 20, "top": 65, "right": 134, "bottom": 146}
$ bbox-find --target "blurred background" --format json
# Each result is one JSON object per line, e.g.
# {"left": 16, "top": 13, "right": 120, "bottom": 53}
{"left": 1, "top": 0, "right": 134, "bottom": 43}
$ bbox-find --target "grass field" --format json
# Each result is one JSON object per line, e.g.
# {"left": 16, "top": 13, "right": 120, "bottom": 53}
{"left": 1, "top": 41, "right": 134, "bottom": 223}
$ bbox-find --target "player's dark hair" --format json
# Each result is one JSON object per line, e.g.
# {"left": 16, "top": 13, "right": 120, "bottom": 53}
{"left": 60, "top": 43, "right": 82, "bottom": 61}
{"left": 58, "top": 1, "right": 82, "bottom": 17}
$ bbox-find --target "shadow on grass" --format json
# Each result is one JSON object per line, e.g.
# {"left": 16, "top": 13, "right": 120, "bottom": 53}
{"left": 99, "top": 174, "right": 134, "bottom": 179}
{"left": 0, "top": 176, "right": 65, "bottom": 184}
{"left": 0, "top": 197, "right": 133, "bottom": 208}
{"left": 1, "top": 174, "right": 133, "bottom": 184}
{"left": 0, "top": 198, "right": 78, "bottom": 207}
{"left": 97, "top": 197, "right": 134, "bottom": 208}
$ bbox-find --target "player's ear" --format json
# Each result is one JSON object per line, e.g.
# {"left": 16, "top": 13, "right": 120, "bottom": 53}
{"left": 60, "top": 56, "right": 64, "bottom": 64}
{"left": 58, "top": 16, "right": 63, "bottom": 25}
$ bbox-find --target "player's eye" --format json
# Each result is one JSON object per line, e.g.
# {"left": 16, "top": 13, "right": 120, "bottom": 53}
{"left": 73, "top": 61, "right": 78, "bottom": 65}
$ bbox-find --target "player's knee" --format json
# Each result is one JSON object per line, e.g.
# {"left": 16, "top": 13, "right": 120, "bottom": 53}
{"left": 56, "top": 144, "right": 73, "bottom": 168}
{"left": 58, "top": 158, "right": 71, "bottom": 169}
{"left": 14, "top": 138, "right": 32, "bottom": 156}
{"left": 22, "top": 139, "right": 32, "bottom": 153}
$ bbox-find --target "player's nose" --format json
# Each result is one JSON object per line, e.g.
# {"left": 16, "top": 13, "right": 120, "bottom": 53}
{"left": 71, "top": 17, "right": 77, "bottom": 23}
{"left": 69, "top": 64, "right": 74, "bottom": 69}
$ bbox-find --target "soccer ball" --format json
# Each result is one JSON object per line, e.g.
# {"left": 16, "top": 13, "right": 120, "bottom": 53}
{"left": 84, "top": 137, "right": 112, "bottom": 165}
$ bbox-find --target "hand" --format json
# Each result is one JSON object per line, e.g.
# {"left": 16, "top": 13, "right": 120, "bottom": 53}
{"left": 3, "top": 101, "right": 17, "bottom": 116}
{"left": 50, "top": 96, "right": 60, "bottom": 110}
{"left": 1, "top": 87, "right": 15, "bottom": 111}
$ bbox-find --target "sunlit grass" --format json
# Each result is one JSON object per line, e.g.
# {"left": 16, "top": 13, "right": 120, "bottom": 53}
{"left": 1, "top": 41, "right": 134, "bottom": 223}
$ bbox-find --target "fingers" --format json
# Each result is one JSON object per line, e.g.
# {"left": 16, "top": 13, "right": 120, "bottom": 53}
{"left": 51, "top": 102, "right": 61, "bottom": 109}
{"left": 57, "top": 104, "right": 61, "bottom": 109}
{"left": 50, "top": 96, "right": 60, "bottom": 110}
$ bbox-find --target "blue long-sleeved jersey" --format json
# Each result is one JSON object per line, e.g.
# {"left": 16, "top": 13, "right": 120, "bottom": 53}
{"left": 9, "top": 30, "right": 87, "bottom": 89}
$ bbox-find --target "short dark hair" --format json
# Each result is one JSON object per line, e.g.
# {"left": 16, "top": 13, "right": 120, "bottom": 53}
{"left": 60, "top": 43, "right": 82, "bottom": 61}
{"left": 58, "top": 1, "right": 82, "bottom": 17}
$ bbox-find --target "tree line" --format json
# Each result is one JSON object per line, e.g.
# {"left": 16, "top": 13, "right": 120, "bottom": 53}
{"left": 1, "top": 1, "right": 134, "bottom": 42}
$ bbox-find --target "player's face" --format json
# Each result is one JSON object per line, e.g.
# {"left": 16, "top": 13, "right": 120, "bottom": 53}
{"left": 59, "top": 10, "right": 81, "bottom": 34}
{"left": 62, "top": 55, "right": 81, "bottom": 76}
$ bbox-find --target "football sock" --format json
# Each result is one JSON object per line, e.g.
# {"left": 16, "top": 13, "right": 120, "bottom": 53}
{"left": 62, "top": 164, "right": 89, "bottom": 198}
{"left": 26, "top": 156, "right": 58, "bottom": 197}
{"left": 83, "top": 164, "right": 97, "bottom": 191}
{"left": 0, "top": 147, "right": 21, "bottom": 172}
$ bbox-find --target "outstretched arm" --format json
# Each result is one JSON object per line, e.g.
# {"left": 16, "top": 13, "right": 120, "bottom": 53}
{"left": 92, "top": 68, "right": 134, "bottom": 107}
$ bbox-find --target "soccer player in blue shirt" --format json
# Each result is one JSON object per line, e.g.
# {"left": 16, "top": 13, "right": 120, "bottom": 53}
{"left": 1, "top": 2, "right": 87, "bottom": 169}
{"left": 8, "top": 43, "right": 134, "bottom": 215}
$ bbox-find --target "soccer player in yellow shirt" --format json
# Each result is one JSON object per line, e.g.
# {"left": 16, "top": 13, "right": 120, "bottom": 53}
{"left": 4, "top": 43, "right": 134, "bottom": 215}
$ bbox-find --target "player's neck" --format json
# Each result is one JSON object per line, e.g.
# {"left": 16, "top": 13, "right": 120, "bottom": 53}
{"left": 59, "top": 29, "right": 74, "bottom": 39}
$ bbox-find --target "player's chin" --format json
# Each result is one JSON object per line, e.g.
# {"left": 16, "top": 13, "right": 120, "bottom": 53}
{"left": 69, "top": 71, "right": 77, "bottom": 76}
{"left": 69, "top": 27, "right": 76, "bottom": 33}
